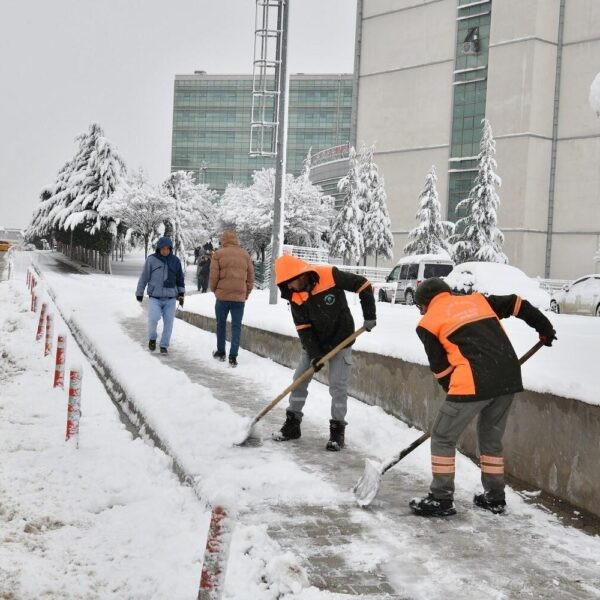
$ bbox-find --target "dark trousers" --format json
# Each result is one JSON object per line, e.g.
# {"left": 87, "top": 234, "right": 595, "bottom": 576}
{"left": 197, "top": 276, "right": 208, "bottom": 292}
{"left": 430, "top": 394, "right": 514, "bottom": 501}
{"left": 215, "top": 300, "right": 245, "bottom": 358}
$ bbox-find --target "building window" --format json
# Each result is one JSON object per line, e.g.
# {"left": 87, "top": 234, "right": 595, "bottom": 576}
{"left": 448, "top": 1, "right": 491, "bottom": 220}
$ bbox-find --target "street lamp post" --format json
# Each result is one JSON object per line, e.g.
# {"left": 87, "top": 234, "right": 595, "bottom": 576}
{"left": 269, "top": 0, "right": 290, "bottom": 304}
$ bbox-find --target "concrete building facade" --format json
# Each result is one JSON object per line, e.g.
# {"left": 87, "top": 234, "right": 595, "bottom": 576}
{"left": 171, "top": 73, "right": 352, "bottom": 195}
{"left": 355, "top": 0, "right": 600, "bottom": 279}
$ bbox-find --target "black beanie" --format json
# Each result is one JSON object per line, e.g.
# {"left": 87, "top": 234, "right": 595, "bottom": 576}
{"left": 414, "top": 277, "right": 452, "bottom": 308}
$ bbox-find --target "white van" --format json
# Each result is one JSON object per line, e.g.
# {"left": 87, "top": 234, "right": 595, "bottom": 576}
{"left": 378, "top": 254, "right": 454, "bottom": 305}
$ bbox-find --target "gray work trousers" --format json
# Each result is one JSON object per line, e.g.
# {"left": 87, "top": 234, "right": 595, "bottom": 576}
{"left": 430, "top": 394, "right": 514, "bottom": 501}
{"left": 287, "top": 348, "right": 353, "bottom": 423}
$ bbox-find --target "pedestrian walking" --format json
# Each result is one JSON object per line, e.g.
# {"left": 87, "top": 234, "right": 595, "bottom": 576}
{"left": 272, "top": 255, "right": 377, "bottom": 451}
{"left": 197, "top": 253, "right": 211, "bottom": 292}
{"left": 209, "top": 230, "right": 254, "bottom": 367}
{"left": 409, "top": 278, "right": 556, "bottom": 517}
{"left": 135, "top": 236, "right": 185, "bottom": 354}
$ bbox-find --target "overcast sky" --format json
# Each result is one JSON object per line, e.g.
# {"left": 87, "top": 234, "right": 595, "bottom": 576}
{"left": 0, "top": 0, "right": 357, "bottom": 229}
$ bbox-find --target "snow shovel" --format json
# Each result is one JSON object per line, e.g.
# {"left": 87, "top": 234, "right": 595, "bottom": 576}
{"left": 353, "top": 340, "right": 545, "bottom": 507}
{"left": 235, "top": 326, "right": 367, "bottom": 446}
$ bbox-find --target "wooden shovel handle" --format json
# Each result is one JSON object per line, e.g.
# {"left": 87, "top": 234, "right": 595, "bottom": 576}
{"left": 252, "top": 326, "right": 367, "bottom": 424}
{"left": 381, "top": 340, "right": 544, "bottom": 474}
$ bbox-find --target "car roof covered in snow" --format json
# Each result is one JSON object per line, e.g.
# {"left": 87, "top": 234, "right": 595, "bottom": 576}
{"left": 395, "top": 252, "right": 453, "bottom": 265}
{"left": 445, "top": 262, "right": 551, "bottom": 310}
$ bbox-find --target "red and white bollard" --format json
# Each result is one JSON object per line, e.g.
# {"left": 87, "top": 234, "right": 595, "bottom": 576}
{"left": 53, "top": 335, "right": 66, "bottom": 388}
{"left": 66, "top": 368, "right": 82, "bottom": 446}
{"left": 44, "top": 313, "right": 53, "bottom": 357}
{"left": 36, "top": 303, "right": 47, "bottom": 340}
{"left": 198, "top": 505, "right": 233, "bottom": 600}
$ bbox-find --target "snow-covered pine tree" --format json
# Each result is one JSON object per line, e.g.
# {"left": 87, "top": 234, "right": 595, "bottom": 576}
{"left": 450, "top": 119, "right": 508, "bottom": 264}
{"left": 330, "top": 147, "right": 364, "bottom": 264}
{"left": 286, "top": 169, "right": 334, "bottom": 248}
{"left": 404, "top": 165, "right": 453, "bottom": 257}
{"left": 45, "top": 158, "right": 77, "bottom": 234}
{"left": 358, "top": 145, "right": 394, "bottom": 265}
{"left": 100, "top": 169, "right": 173, "bottom": 258}
{"left": 217, "top": 176, "right": 271, "bottom": 261}
{"left": 162, "top": 170, "right": 218, "bottom": 258}
{"left": 55, "top": 123, "right": 126, "bottom": 234}
{"left": 26, "top": 184, "right": 57, "bottom": 242}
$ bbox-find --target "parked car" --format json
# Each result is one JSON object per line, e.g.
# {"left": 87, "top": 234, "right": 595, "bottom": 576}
{"left": 0, "top": 240, "right": 11, "bottom": 252}
{"left": 378, "top": 254, "right": 454, "bottom": 304}
{"left": 550, "top": 275, "right": 600, "bottom": 316}
{"left": 444, "top": 262, "right": 551, "bottom": 310}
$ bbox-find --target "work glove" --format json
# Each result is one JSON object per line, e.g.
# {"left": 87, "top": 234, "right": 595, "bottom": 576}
{"left": 136, "top": 295, "right": 143, "bottom": 303}
{"left": 539, "top": 328, "right": 557, "bottom": 347}
{"left": 363, "top": 319, "right": 377, "bottom": 332}
{"left": 311, "top": 357, "right": 324, "bottom": 373}
{"left": 177, "top": 294, "right": 185, "bottom": 307}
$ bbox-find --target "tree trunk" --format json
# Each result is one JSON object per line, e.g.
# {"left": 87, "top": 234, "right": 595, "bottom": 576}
{"left": 375, "top": 252, "right": 378, "bottom": 267}
{"left": 144, "top": 235, "right": 149, "bottom": 259}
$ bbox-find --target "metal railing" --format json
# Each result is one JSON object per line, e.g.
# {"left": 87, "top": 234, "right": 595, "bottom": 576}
{"left": 254, "top": 244, "right": 391, "bottom": 288}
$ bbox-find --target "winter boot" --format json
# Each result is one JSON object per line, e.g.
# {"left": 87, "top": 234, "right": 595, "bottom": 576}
{"left": 213, "top": 350, "right": 226, "bottom": 362}
{"left": 229, "top": 356, "right": 237, "bottom": 368}
{"left": 160, "top": 347, "right": 168, "bottom": 354}
{"left": 326, "top": 420, "right": 345, "bottom": 451}
{"left": 148, "top": 339, "right": 156, "bottom": 352}
{"left": 272, "top": 411, "right": 301, "bottom": 441}
{"left": 409, "top": 493, "right": 456, "bottom": 517}
{"left": 473, "top": 492, "right": 506, "bottom": 514}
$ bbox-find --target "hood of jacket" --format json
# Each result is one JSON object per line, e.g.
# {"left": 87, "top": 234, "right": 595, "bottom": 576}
{"left": 275, "top": 255, "right": 319, "bottom": 286}
{"left": 155, "top": 236, "right": 173, "bottom": 251}
{"left": 219, "top": 230, "right": 239, "bottom": 247}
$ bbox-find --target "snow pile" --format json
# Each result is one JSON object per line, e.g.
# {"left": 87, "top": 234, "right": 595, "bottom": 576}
{"left": 226, "top": 526, "right": 314, "bottom": 599}
{"left": 590, "top": 71, "right": 600, "bottom": 117}
{"left": 445, "top": 261, "right": 551, "bottom": 310}
{"left": 0, "top": 280, "right": 207, "bottom": 598}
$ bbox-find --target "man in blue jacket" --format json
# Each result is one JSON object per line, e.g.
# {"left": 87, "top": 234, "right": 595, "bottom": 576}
{"left": 136, "top": 237, "right": 185, "bottom": 354}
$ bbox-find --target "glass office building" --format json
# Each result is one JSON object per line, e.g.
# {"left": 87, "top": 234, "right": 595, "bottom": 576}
{"left": 171, "top": 73, "right": 352, "bottom": 194}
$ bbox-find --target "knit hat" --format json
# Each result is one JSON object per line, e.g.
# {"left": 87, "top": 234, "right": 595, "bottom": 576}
{"left": 414, "top": 277, "right": 451, "bottom": 308}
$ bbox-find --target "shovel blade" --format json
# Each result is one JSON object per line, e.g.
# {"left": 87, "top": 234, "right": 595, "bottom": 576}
{"left": 353, "top": 458, "right": 384, "bottom": 507}
{"left": 234, "top": 418, "right": 262, "bottom": 447}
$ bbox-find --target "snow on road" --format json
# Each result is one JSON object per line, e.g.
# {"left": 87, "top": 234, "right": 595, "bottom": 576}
{"left": 3, "top": 250, "right": 600, "bottom": 599}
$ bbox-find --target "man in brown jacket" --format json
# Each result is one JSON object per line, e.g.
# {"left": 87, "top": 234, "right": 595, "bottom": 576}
{"left": 209, "top": 230, "right": 254, "bottom": 367}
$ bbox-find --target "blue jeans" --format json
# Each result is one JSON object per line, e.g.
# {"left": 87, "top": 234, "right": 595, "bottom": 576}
{"left": 215, "top": 300, "right": 245, "bottom": 358}
{"left": 148, "top": 297, "right": 177, "bottom": 348}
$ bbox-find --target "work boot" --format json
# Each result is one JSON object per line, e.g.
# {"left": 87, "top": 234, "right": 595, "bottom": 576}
{"left": 212, "top": 350, "right": 226, "bottom": 362}
{"left": 473, "top": 492, "right": 506, "bottom": 514}
{"left": 160, "top": 347, "right": 168, "bottom": 354}
{"left": 148, "top": 339, "right": 156, "bottom": 351}
{"left": 326, "top": 420, "right": 345, "bottom": 451}
{"left": 229, "top": 356, "right": 237, "bottom": 367}
{"left": 272, "top": 411, "right": 301, "bottom": 441}
{"left": 409, "top": 493, "right": 456, "bottom": 517}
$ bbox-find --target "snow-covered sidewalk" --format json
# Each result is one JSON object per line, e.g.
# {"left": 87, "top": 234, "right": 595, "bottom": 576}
{"left": 9, "top": 250, "right": 600, "bottom": 599}
{"left": 0, "top": 279, "right": 206, "bottom": 598}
